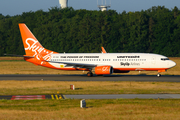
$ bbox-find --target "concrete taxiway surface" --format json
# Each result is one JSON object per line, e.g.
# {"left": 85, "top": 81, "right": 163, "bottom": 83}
{"left": 0, "top": 74, "right": 180, "bottom": 82}
{"left": 64, "top": 94, "right": 180, "bottom": 99}
{"left": 1, "top": 94, "right": 180, "bottom": 100}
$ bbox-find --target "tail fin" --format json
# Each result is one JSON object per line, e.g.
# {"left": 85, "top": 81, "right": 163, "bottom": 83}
{"left": 19, "top": 23, "right": 56, "bottom": 61}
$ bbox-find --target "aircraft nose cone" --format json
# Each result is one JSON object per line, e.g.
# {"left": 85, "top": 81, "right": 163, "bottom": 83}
{"left": 170, "top": 61, "right": 176, "bottom": 68}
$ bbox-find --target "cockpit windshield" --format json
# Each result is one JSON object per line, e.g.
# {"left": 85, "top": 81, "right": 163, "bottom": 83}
{"left": 161, "top": 58, "right": 169, "bottom": 61}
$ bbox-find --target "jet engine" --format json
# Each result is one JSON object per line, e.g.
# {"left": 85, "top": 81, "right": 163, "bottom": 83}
{"left": 95, "top": 66, "right": 113, "bottom": 75}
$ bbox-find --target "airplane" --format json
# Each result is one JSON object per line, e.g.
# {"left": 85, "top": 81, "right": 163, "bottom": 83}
{"left": 15, "top": 23, "right": 176, "bottom": 77}
{"left": 101, "top": 47, "right": 107, "bottom": 53}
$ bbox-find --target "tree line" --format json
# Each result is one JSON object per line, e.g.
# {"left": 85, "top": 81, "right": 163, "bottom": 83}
{"left": 0, "top": 6, "right": 180, "bottom": 57}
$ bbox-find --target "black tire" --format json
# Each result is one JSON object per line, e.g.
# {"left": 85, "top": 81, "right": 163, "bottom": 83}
{"left": 87, "top": 72, "right": 93, "bottom": 77}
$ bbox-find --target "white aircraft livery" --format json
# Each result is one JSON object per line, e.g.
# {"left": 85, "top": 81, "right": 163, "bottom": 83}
{"left": 18, "top": 23, "right": 176, "bottom": 77}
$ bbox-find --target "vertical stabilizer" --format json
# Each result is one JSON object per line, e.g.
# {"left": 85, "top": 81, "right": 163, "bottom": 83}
{"left": 19, "top": 23, "right": 56, "bottom": 62}
{"left": 19, "top": 23, "right": 43, "bottom": 56}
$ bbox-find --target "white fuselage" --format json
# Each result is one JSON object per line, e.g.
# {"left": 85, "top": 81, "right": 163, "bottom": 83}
{"left": 49, "top": 53, "right": 176, "bottom": 71}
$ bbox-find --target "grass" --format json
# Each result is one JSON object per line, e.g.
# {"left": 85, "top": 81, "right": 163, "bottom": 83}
{"left": 0, "top": 99, "right": 180, "bottom": 120}
{"left": 0, "top": 57, "right": 179, "bottom": 75}
{"left": 0, "top": 81, "right": 180, "bottom": 95}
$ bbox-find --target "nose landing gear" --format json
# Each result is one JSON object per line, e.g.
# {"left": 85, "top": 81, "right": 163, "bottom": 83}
{"left": 157, "top": 70, "right": 166, "bottom": 77}
{"left": 157, "top": 73, "right": 161, "bottom": 77}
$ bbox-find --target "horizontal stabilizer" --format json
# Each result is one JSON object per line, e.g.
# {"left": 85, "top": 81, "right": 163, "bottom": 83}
{"left": 4, "top": 54, "right": 34, "bottom": 58}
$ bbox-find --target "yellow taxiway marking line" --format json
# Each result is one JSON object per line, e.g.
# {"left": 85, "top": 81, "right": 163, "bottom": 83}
{"left": 62, "top": 95, "right": 67, "bottom": 99}
{"left": 55, "top": 95, "right": 59, "bottom": 100}
{"left": 51, "top": 95, "right": 55, "bottom": 100}
{"left": 51, "top": 95, "right": 65, "bottom": 100}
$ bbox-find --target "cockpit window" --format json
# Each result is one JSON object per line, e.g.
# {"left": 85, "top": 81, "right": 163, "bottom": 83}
{"left": 161, "top": 58, "right": 169, "bottom": 61}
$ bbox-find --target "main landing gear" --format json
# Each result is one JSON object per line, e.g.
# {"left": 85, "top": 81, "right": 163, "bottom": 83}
{"left": 157, "top": 73, "right": 161, "bottom": 77}
{"left": 87, "top": 71, "right": 93, "bottom": 77}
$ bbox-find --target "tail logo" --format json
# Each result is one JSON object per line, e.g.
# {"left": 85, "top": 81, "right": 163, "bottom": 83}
{"left": 25, "top": 38, "right": 53, "bottom": 61}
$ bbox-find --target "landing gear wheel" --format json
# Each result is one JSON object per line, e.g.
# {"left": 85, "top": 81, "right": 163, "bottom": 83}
{"left": 87, "top": 72, "right": 93, "bottom": 77}
{"left": 157, "top": 73, "right": 161, "bottom": 77}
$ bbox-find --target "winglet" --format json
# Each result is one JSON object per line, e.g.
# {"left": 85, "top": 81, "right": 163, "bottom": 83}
{"left": 101, "top": 47, "right": 107, "bottom": 53}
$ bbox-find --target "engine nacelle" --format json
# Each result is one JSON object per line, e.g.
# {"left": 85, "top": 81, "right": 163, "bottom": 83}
{"left": 95, "top": 66, "right": 113, "bottom": 75}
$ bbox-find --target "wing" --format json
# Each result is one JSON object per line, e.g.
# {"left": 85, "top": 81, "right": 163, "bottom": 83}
{"left": 47, "top": 60, "right": 97, "bottom": 68}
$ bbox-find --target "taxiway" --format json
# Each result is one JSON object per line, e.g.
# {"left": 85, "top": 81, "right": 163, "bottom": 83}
{"left": 0, "top": 74, "right": 180, "bottom": 82}
{"left": 1, "top": 94, "right": 180, "bottom": 100}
